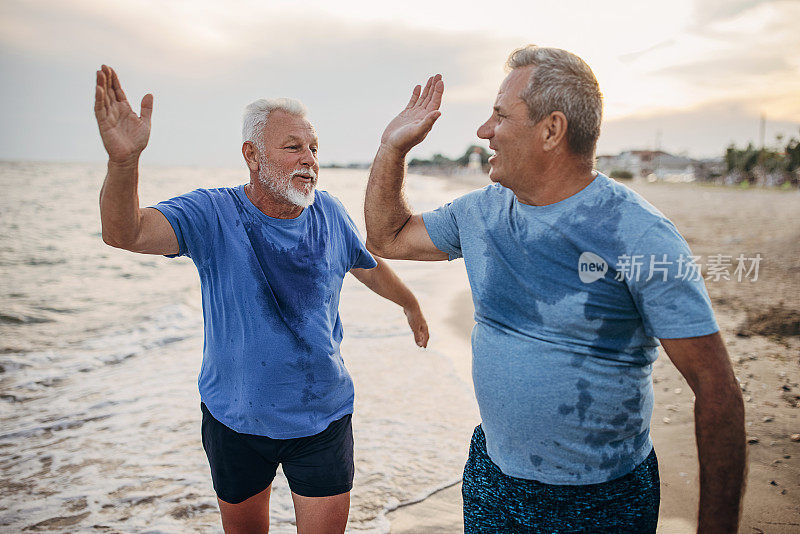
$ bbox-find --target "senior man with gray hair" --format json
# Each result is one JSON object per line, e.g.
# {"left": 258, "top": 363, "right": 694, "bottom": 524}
{"left": 365, "top": 46, "right": 745, "bottom": 532}
{"left": 94, "top": 65, "right": 429, "bottom": 533}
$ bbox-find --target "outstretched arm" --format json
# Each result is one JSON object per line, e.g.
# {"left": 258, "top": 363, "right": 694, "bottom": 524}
{"left": 364, "top": 75, "right": 448, "bottom": 261}
{"left": 660, "top": 332, "right": 746, "bottom": 534}
{"left": 350, "top": 258, "right": 429, "bottom": 348}
{"left": 95, "top": 65, "right": 177, "bottom": 255}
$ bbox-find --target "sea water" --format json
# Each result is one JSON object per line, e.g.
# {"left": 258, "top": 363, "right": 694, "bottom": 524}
{"left": 0, "top": 161, "right": 481, "bottom": 533}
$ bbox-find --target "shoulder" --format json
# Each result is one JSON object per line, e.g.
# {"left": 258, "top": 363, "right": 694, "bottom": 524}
{"left": 313, "top": 190, "right": 352, "bottom": 217}
{"left": 449, "top": 183, "right": 510, "bottom": 210}
{"left": 313, "top": 189, "right": 339, "bottom": 207}
{"left": 593, "top": 174, "right": 680, "bottom": 240}
{"left": 170, "top": 186, "right": 240, "bottom": 203}
{"left": 595, "top": 174, "right": 667, "bottom": 221}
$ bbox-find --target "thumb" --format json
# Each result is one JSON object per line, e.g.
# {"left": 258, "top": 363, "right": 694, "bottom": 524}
{"left": 140, "top": 93, "right": 154, "bottom": 126}
{"left": 422, "top": 110, "right": 441, "bottom": 129}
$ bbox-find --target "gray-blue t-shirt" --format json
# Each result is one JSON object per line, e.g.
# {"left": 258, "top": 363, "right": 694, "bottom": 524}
{"left": 423, "top": 173, "right": 718, "bottom": 484}
{"left": 153, "top": 186, "right": 376, "bottom": 438}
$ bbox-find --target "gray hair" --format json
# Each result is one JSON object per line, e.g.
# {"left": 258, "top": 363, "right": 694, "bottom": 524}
{"left": 506, "top": 45, "right": 603, "bottom": 166}
{"left": 242, "top": 98, "right": 308, "bottom": 148}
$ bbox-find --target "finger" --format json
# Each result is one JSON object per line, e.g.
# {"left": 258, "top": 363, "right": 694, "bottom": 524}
{"left": 428, "top": 78, "right": 444, "bottom": 111}
{"left": 101, "top": 64, "right": 119, "bottom": 104}
{"left": 140, "top": 93, "right": 154, "bottom": 127}
{"left": 94, "top": 70, "right": 107, "bottom": 116}
{"left": 101, "top": 65, "right": 113, "bottom": 109}
{"left": 110, "top": 66, "right": 128, "bottom": 103}
{"left": 416, "top": 76, "right": 433, "bottom": 108}
{"left": 417, "top": 323, "right": 429, "bottom": 348}
{"left": 421, "top": 74, "right": 441, "bottom": 108}
{"left": 405, "top": 84, "right": 421, "bottom": 109}
{"left": 94, "top": 82, "right": 106, "bottom": 119}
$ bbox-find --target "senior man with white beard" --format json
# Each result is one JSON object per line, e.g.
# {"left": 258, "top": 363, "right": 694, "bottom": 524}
{"left": 94, "top": 65, "right": 429, "bottom": 534}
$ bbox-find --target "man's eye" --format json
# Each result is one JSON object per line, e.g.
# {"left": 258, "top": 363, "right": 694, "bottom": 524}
{"left": 310, "top": 147, "right": 318, "bottom": 154}
{"left": 285, "top": 145, "right": 299, "bottom": 150}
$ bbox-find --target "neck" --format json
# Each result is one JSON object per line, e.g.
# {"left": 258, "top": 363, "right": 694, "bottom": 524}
{"left": 244, "top": 180, "right": 304, "bottom": 219}
{"left": 513, "top": 157, "right": 595, "bottom": 206}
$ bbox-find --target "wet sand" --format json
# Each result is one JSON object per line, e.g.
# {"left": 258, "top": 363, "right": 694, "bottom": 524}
{"left": 389, "top": 178, "right": 800, "bottom": 533}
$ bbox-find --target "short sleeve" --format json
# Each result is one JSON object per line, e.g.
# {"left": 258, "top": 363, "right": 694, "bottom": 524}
{"left": 328, "top": 195, "right": 377, "bottom": 271}
{"left": 422, "top": 200, "right": 463, "bottom": 260}
{"left": 150, "top": 189, "right": 214, "bottom": 261}
{"left": 624, "top": 220, "right": 719, "bottom": 339}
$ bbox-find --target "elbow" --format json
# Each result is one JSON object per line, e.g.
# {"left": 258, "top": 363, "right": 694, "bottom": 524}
{"left": 101, "top": 229, "right": 134, "bottom": 251}
{"left": 366, "top": 238, "right": 398, "bottom": 259}
{"left": 101, "top": 232, "right": 124, "bottom": 249}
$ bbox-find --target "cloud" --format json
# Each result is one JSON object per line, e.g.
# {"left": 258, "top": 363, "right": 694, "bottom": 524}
{"left": 618, "top": 40, "right": 677, "bottom": 64}
{"left": 599, "top": 100, "right": 800, "bottom": 158}
{"left": 1, "top": 0, "right": 798, "bottom": 165}
{"left": 655, "top": 55, "right": 792, "bottom": 86}
{"left": 0, "top": 1, "right": 517, "bottom": 165}
{"left": 611, "top": 0, "right": 800, "bottom": 122}
{"left": 690, "top": 0, "right": 775, "bottom": 26}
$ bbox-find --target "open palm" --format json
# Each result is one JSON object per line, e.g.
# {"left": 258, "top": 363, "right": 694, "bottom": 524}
{"left": 94, "top": 65, "right": 153, "bottom": 163}
{"left": 381, "top": 74, "right": 444, "bottom": 155}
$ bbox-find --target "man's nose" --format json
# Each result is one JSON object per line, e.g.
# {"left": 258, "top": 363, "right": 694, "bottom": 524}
{"left": 299, "top": 147, "right": 316, "bottom": 166}
{"left": 477, "top": 119, "right": 493, "bottom": 139}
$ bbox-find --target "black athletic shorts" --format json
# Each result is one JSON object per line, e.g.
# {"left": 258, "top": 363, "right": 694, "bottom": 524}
{"left": 200, "top": 403, "right": 354, "bottom": 503}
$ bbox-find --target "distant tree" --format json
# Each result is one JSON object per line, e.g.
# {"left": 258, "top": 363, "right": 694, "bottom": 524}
{"left": 786, "top": 132, "right": 800, "bottom": 172}
{"left": 723, "top": 131, "right": 800, "bottom": 187}
{"left": 431, "top": 153, "right": 454, "bottom": 165}
{"left": 609, "top": 170, "right": 633, "bottom": 180}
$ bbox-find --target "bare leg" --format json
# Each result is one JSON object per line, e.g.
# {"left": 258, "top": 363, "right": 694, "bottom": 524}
{"left": 291, "top": 491, "right": 350, "bottom": 534}
{"left": 217, "top": 485, "right": 271, "bottom": 534}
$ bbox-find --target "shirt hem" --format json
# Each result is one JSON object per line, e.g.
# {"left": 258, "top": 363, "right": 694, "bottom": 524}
{"left": 201, "top": 399, "right": 354, "bottom": 439}
{"left": 651, "top": 322, "right": 719, "bottom": 339}
{"left": 489, "top": 438, "right": 654, "bottom": 486}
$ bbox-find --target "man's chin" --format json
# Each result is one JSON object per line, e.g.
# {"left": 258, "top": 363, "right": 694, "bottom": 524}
{"left": 287, "top": 186, "right": 316, "bottom": 208}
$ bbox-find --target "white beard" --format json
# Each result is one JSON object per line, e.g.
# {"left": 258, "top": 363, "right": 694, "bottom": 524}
{"left": 258, "top": 157, "right": 317, "bottom": 208}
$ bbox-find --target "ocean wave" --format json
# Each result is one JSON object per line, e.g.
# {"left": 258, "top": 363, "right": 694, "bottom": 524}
{"left": 0, "top": 312, "right": 55, "bottom": 325}
{"left": 0, "top": 414, "right": 113, "bottom": 441}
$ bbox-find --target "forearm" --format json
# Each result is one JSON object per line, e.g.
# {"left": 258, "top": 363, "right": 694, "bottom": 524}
{"left": 355, "top": 259, "right": 420, "bottom": 312}
{"left": 364, "top": 145, "right": 414, "bottom": 255}
{"left": 694, "top": 384, "right": 746, "bottom": 533}
{"left": 99, "top": 157, "right": 144, "bottom": 248}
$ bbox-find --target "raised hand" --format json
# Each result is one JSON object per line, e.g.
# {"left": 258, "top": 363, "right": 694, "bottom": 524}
{"left": 94, "top": 65, "right": 153, "bottom": 164}
{"left": 380, "top": 74, "right": 444, "bottom": 156}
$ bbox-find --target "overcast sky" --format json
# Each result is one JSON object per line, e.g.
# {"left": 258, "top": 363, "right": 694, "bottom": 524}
{"left": 1, "top": 0, "right": 799, "bottom": 166}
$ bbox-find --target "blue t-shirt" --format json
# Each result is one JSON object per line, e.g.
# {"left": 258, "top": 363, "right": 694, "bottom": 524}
{"left": 423, "top": 173, "right": 718, "bottom": 484}
{"left": 153, "top": 186, "right": 376, "bottom": 438}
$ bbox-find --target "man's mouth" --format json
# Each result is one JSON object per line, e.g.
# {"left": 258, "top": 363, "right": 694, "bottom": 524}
{"left": 291, "top": 170, "right": 317, "bottom": 184}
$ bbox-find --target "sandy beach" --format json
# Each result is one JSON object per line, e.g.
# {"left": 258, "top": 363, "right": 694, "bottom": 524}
{"left": 389, "top": 177, "right": 800, "bottom": 533}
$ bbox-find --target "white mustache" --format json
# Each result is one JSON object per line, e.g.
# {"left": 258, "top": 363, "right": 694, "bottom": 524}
{"left": 291, "top": 168, "right": 317, "bottom": 180}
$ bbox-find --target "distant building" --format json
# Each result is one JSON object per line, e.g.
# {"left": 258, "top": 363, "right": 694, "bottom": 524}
{"left": 467, "top": 147, "right": 483, "bottom": 172}
{"left": 596, "top": 150, "right": 715, "bottom": 182}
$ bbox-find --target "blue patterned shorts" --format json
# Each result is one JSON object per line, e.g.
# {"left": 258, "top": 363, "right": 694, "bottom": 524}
{"left": 463, "top": 425, "right": 659, "bottom": 533}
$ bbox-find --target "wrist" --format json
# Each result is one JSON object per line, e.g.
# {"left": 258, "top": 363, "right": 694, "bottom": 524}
{"left": 403, "top": 301, "right": 421, "bottom": 315}
{"left": 108, "top": 155, "right": 141, "bottom": 171}
{"left": 377, "top": 143, "right": 408, "bottom": 161}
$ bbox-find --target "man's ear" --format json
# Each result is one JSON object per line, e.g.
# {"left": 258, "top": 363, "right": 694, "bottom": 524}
{"left": 242, "top": 141, "right": 259, "bottom": 172}
{"left": 541, "top": 111, "right": 568, "bottom": 152}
